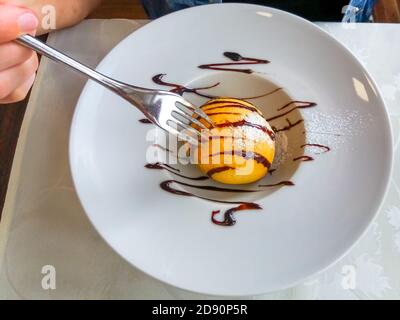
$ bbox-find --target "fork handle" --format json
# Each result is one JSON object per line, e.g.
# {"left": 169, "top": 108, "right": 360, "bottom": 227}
{"left": 16, "top": 34, "right": 140, "bottom": 97}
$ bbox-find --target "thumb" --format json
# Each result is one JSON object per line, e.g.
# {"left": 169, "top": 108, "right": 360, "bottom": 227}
{"left": 0, "top": 4, "right": 38, "bottom": 43}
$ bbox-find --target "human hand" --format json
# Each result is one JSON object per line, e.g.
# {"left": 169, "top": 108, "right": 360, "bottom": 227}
{"left": 0, "top": 3, "right": 39, "bottom": 103}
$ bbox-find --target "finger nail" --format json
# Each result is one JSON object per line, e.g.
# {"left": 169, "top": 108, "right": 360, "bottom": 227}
{"left": 18, "top": 13, "right": 39, "bottom": 32}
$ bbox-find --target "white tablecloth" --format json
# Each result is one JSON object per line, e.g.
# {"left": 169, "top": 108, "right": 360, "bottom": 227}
{"left": 0, "top": 20, "right": 399, "bottom": 299}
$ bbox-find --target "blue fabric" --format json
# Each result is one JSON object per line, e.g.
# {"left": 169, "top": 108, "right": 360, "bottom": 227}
{"left": 343, "top": 0, "right": 376, "bottom": 22}
{"left": 142, "top": 1, "right": 376, "bottom": 22}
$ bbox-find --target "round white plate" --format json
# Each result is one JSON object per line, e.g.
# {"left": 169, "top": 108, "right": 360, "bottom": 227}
{"left": 70, "top": 4, "right": 393, "bottom": 295}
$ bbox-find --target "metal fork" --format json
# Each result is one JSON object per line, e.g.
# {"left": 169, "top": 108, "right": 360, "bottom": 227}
{"left": 16, "top": 34, "right": 212, "bottom": 145}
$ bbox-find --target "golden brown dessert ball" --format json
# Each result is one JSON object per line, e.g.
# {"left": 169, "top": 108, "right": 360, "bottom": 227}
{"left": 194, "top": 98, "right": 275, "bottom": 185}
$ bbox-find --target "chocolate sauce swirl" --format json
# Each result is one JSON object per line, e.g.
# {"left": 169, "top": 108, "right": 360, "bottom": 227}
{"left": 152, "top": 73, "right": 219, "bottom": 99}
{"left": 139, "top": 118, "right": 152, "bottom": 124}
{"left": 198, "top": 52, "right": 270, "bottom": 74}
{"left": 258, "top": 181, "right": 295, "bottom": 187}
{"left": 161, "top": 179, "right": 259, "bottom": 194}
{"left": 206, "top": 166, "right": 234, "bottom": 177}
{"left": 301, "top": 143, "right": 331, "bottom": 154}
{"left": 267, "top": 102, "right": 316, "bottom": 122}
{"left": 212, "top": 203, "right": 262, "bottom": 227}
{"left": 293, "top": 156, "right": 314, "bottom": 162}
{"left": 153, "top": 74, "right": 282, "bottom": 101}
{"left": 145, "top": 163, "right": 208, "bottom": 181}
{"left": 157, "top": 178, "right": 294, "bottom": 227}
{"left": 277, "top": 100, "right": 317, "bottom": 111}
{"left": 209, "top": 150, "right": 271, "bottom": 169}
{"left": 201, "top": 101, "right": 261, "bottom": 114}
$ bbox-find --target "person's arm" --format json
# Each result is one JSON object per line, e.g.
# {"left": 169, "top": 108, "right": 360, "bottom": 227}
{"left": 5, "top": 0, "right": 103, "bottom": 34}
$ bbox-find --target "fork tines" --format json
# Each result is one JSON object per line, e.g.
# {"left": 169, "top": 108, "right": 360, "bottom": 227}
{"left": 168, "top": 100, "right": 213, "bottom": 144}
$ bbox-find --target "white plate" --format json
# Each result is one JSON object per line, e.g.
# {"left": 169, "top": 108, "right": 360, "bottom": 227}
{"left": 70, "top": 4, "right": 393, "bottom": 296}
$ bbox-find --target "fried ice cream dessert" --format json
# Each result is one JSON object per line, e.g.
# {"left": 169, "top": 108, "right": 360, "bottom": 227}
{"left": 193, "top": 98, "right": 275, "bottom": 185}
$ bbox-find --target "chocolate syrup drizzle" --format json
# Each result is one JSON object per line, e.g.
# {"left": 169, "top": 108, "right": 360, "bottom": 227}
{"left": 152, "top": 73, "right": 219, "bottom": 99}
{"left": 258, "top": 181, "right": 295, "bottom": 187}
{"left": 203, "top": 112, "right": 243, "bottom": 117}
{"left": 293, "top": 156, "right": 314, "bottom": 162}
{"left": 267, "top": 102, "right": 316, "bottom": 122}
{"left": 201, "top": 100, "right": 261, "bottom": 113}
{"left": 277, "top": 100, "right": 317, "bottom": 111}
{"left": 161, "top": 179, "right": 262, "bottom": 194}
{"left": 212, "top": 203, "right": 261, "bottom": 226}
{"left": 139, "top": 118, "right": 152, "bottom": 124}
{"left": 207, "top": 166, "right": 234, "bottom": 177}
{"left": 198, "top": 52, "right": 269, "bottom": 74}
{"left": 208, "top": 150, "right": 271, "bottom": 169}
{"left": 291, "top": 144, "right": 331, "bottom": 163}
{"left": 301, "top": 143, "right": 331, "bottom": 154}
{"left": 291, "top": 143, "right": 331, "bottom": 163}
{"left": 160, "top": 178, "right": 293, "bottom": 227}
{"left": 153, "top": 73, "right": 283, "bottom": 101}
{"left": 145, "top": 163, "right": 208, "bottom": 181}
{"left": 140, "top": 52, "right": 327, "bottom": 226}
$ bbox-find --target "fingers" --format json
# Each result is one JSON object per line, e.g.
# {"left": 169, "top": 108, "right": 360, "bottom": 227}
{"left": 0, "top": 4, "right": 39, "bottom": 104}
{"left": 0, "top": 42, "right": 34, "bottom": 70}
{"left": 0, "top": 4, "right": 39, "bottom": 43}
{"left": 0, "top": 74, "right": 36, "bottom": 104}
{"left": 0, "top": 53, "right": 38, "bottom": 102}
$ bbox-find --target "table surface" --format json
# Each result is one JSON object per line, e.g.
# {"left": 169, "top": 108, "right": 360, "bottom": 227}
{"left": 0, "top": 0, "right": 399, "bottom": 220}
